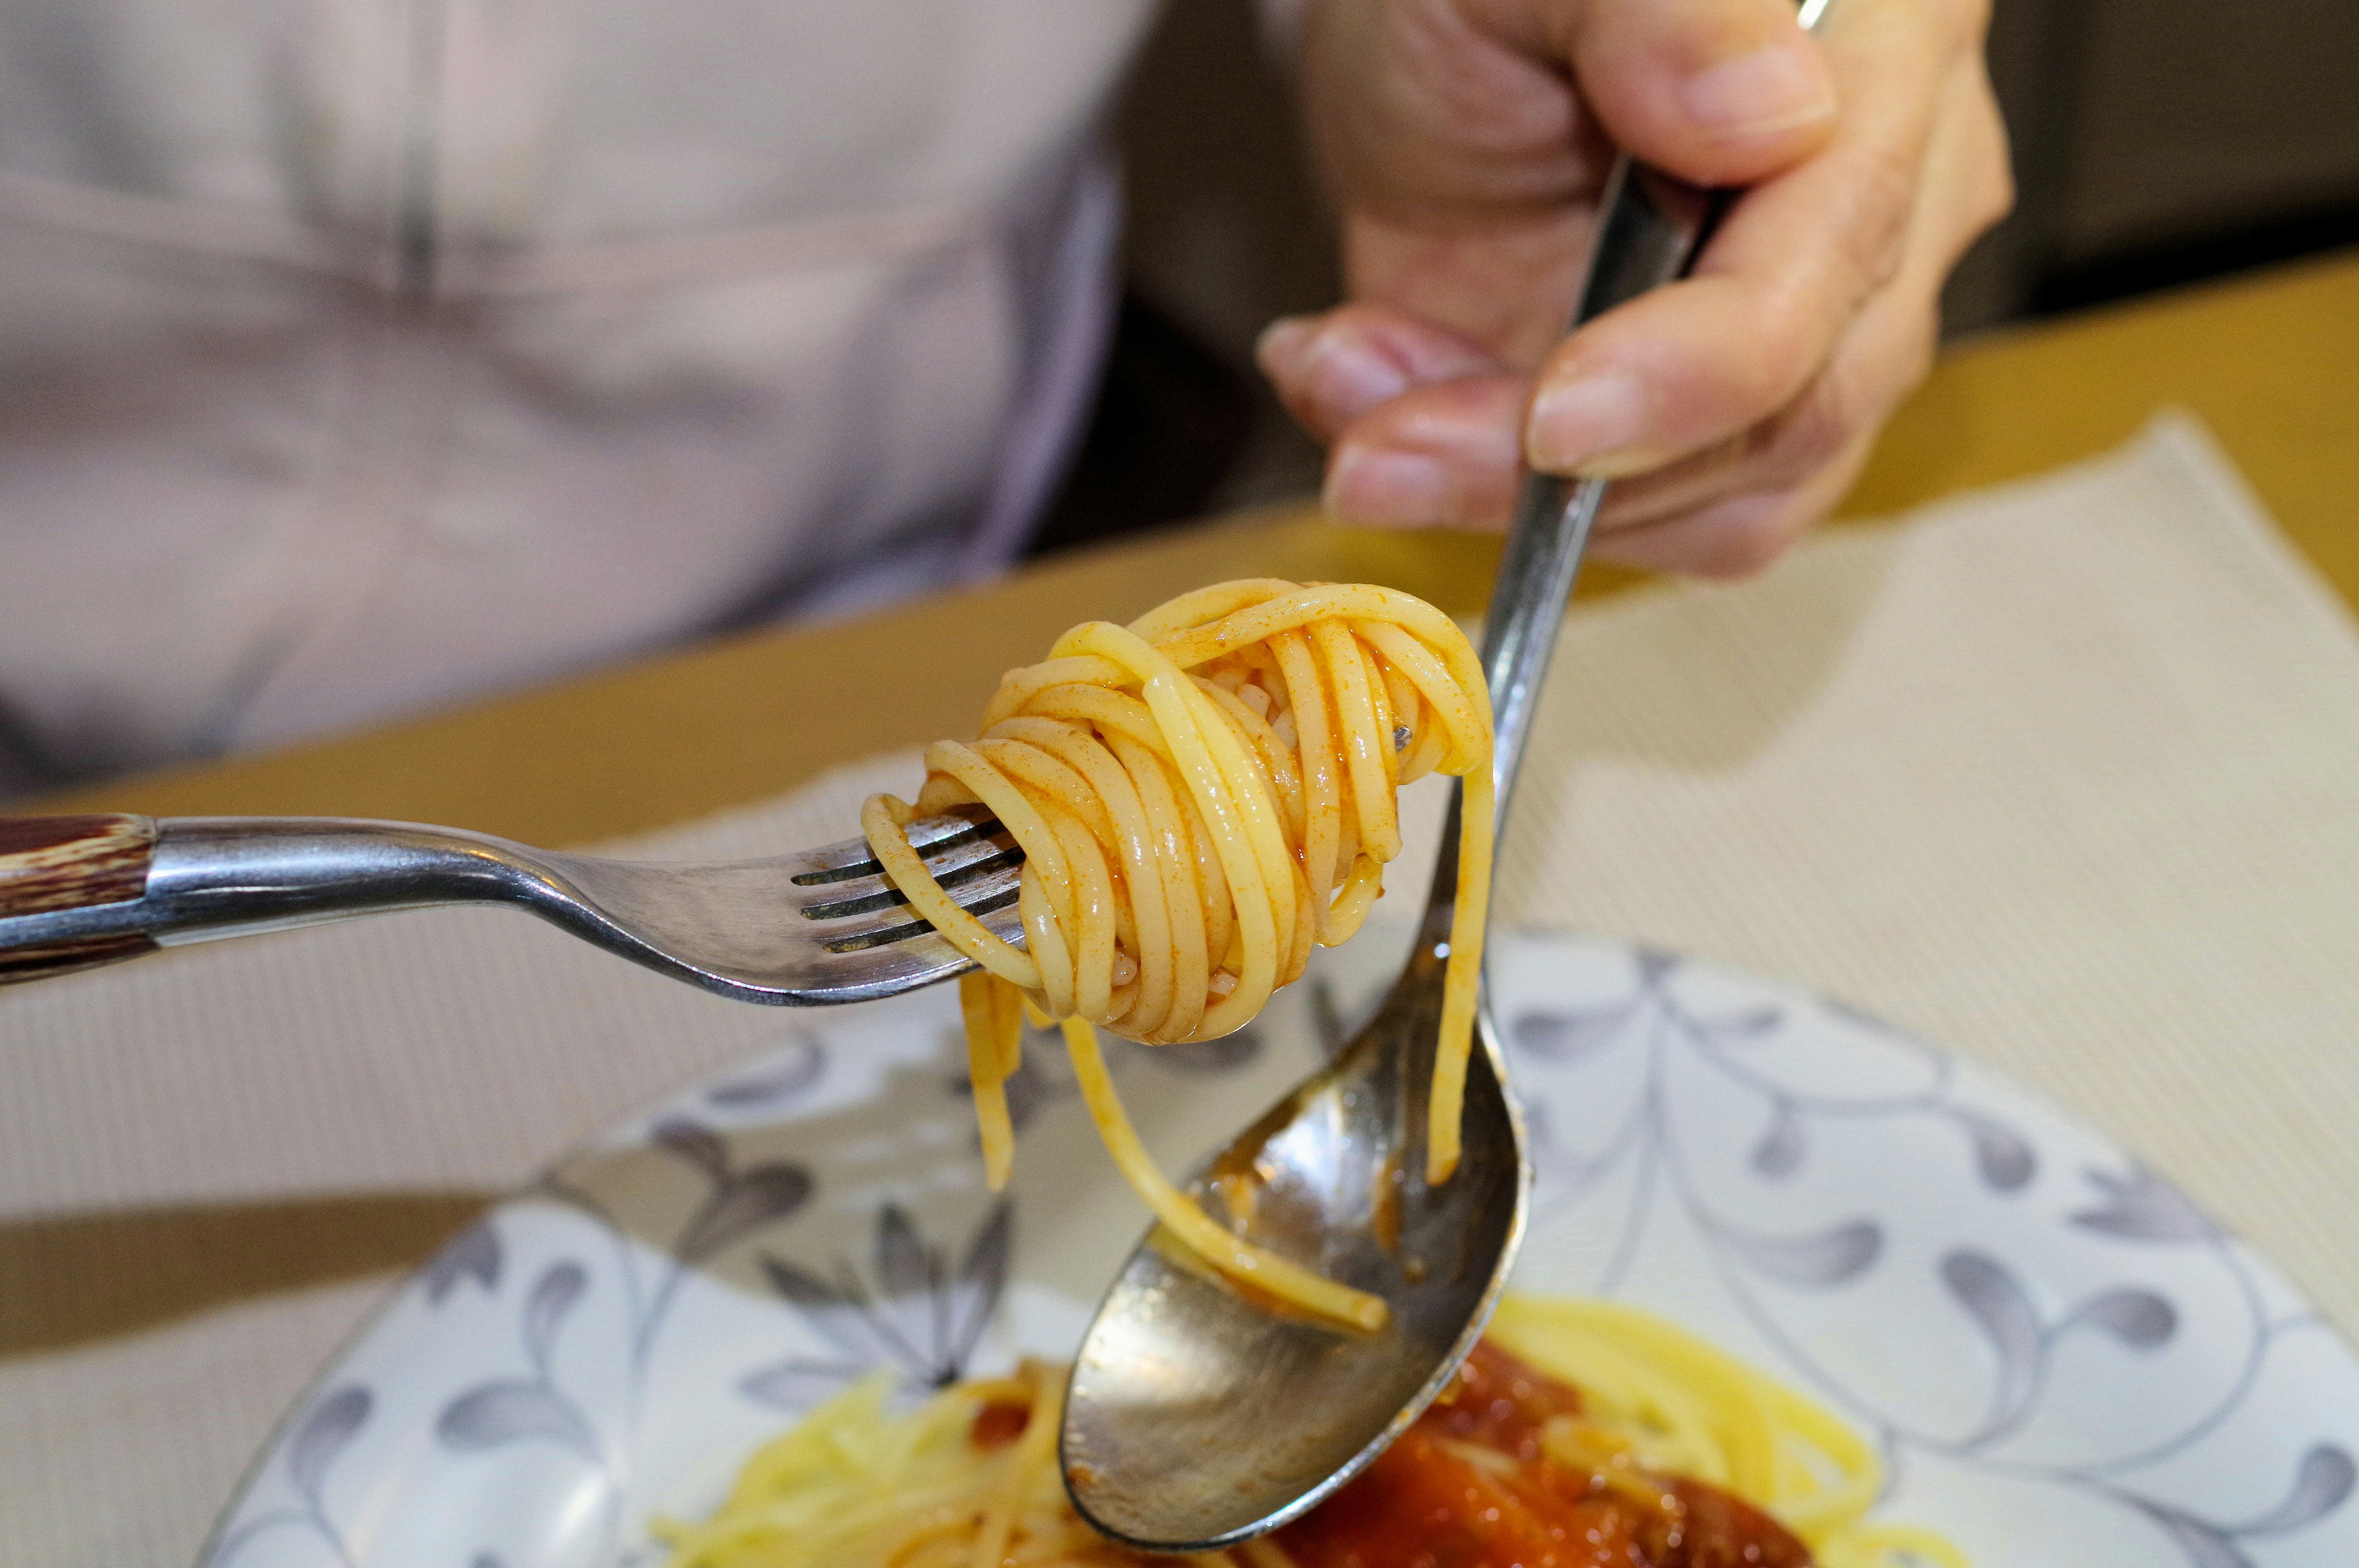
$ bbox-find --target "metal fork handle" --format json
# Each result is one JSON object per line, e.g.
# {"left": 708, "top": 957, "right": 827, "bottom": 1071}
{"left": 0, "top": 814, "right": 577, "bottom": 984}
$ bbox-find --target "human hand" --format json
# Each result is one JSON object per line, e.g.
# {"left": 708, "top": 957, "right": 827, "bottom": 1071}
{"left": 1259, "top": 0, "right": 2011, "bottom": 575}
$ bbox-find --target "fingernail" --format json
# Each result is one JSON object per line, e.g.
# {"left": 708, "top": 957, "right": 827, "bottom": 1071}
{"left": 1681, "top": 42, "right": 1835, "bottom": 141}
{"left": 1287, "top": 327, "right": 1413, "bottom": 419}
{"left": 1256, "top": 315, "right": 1316, "bottom": 378}
{"left": 1326, "top": 447, "right": 1449, "bottom": 527}
{"left": 1573, "top": 446, "right": 1678, "bottom": 480}
{"left": 1526, "top": 368, "right": 1649, "bottom": 472}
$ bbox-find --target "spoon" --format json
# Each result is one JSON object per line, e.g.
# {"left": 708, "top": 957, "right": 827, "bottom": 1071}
{"left": 1059, "top": 155, "right": 1734, "bottom": 1551}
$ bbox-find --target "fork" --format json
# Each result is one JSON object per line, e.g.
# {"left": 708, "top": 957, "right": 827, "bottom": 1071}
{"left": 0, "top": 809, "right": 1022, "bottom": 1000}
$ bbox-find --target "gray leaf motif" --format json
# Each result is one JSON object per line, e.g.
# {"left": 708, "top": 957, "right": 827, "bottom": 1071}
{"left": 2237, "top": 1445, "right": 2357, "bottom": 1537}
{"left": 1718, "top": 1219, "right": 1881, "bottom": 1286}
{"left": 423, "top": 1221, "right": 502, "bottom": 1305}
{"left": 2134, "top": 1447, "right": 2358, "bottom": 1568}
{"left": 288, "top": 1386, "right": 371, "bottom": 1510}
{"left": 1512, "top": 1007, "right": 1628, "bottom": 1064}
{"left": 751, "top": 1197, "right": 1017, "bottom": 1399}
{"left": 877, "top": 1203, "right": 936, "bottom": 1298}
{"left": 759, "top": 1258, "right": 867, "bottom": 1350}
{"left": 523, "top": 1262, "right": 588, "bottom": 1371}
{"left": 707, "top": 1036, "right": 827, "bottom": 1107}
{"left": 652, "top": 1118, "right": 730, "bottom": 1181}
{"left": 436, "top": 1380, "right": 599, "bottom": 1459}
{"left": 950, "top": 1199, "right": 1015, "bottom": 1368}
{"left": 2064, "top": 1287, "right": 2178, "bottom": 1350}
{"left": 2143, "top": 1510, "right": 2255, "bottom": 1568}
{"left": 1750, "top": 1102, "right": 1808, "bottom": 1180}
{"left": 683, "top": 1162, "right": 816, "bottom": 1261}
{"left": 1954, "top": 1109, "right": 2038, "bottom": 1193}
{"left": 2073, "top": 1166, "right": 2222, "bottom": 1244}
{"left": 741, "top": 1358, "right": 860, "bottom": 1411}
{"left": 1941, "top": 1251, "right": 2043, "bottom": 1446}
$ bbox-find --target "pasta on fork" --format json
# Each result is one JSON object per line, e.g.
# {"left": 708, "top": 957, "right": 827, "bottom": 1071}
{"left": 862, "top": 579, "right": 1492, "bottom": 1330}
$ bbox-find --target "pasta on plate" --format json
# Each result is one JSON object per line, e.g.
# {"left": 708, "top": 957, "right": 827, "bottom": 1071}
{"left": 863, "top": 580, "right": 1493, "bottom": 1331}
{"left": 654, "top": 1297, "right": 1966, "bottom": 1568}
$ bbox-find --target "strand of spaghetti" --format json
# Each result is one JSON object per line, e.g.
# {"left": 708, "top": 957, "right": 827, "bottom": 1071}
{"left": 1106, "top": 731, "right": 1210, "bottom": 1040}
{"left": 1267, "top": 630, "right": 1342, "bottom": 923}
{"left": 1060, "top": 1016, "right": 1388, "bottom": 1332}
{"left": 959, "top": 972, "right": 1019, "bottom": 1190}
{"left": 859, "top": 796, "right": 1039, "bottom": 990}
{"left": 1156, "top": 585, "right": 1484, "bottom": 697}
{"left": 992, "top": 717, "right": 1176, "bottom": 1037}
{"left": 1126, "top": 577, "right": 1301, "bottom": 642}
{"left": 970, "top": 1365, "right": 1062, "bottom": 1568}
{"left": 979, "top": 655, "right": 1129, "bottom": 731}
{"left": 1351, "top": 621, "right": 1490, "bottom": 767}
{"left": 1310, "top": 619, "right": 1400, "bottom": 864}
{"left": 1425, "top": 760, "right": 1492, "bottom": 1183}
{"left": 1054, "top": 621, "right": 1291, "bottom": 1036}
{"left": 1039, "top": 802, "right": 1118, "bottom": 1023}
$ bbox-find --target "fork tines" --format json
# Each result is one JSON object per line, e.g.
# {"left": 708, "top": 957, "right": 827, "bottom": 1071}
{"left": 789, "top": 812, "right": 1023, "bottom": 953}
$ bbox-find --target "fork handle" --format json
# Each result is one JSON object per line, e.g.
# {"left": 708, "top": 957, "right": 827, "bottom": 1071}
{"left": 0, "top": 814, "right": 555, "bottom": 987}
{"left": 0, "top": 815, "right": 163, "bottom": 983}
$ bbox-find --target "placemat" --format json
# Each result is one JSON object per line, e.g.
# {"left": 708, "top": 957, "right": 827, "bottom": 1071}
{"left": 5, "top": 413, "right": 2358, "bottom": 1565}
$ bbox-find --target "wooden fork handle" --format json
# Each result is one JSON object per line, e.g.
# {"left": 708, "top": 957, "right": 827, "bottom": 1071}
{"left": 0, "top": 814, "right": 162, "bottom": 984}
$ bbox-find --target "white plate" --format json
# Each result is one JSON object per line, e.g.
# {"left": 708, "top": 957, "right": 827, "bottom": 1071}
{"left": 203, "top": 932, "right": 2359, "bottom": 1568}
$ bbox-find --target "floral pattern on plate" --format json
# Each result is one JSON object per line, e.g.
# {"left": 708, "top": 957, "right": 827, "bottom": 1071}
{"left": 205, "top": 935, "right": 2359, "bottom": 1568}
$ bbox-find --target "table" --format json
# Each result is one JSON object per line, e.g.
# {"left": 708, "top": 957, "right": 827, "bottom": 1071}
{"left": 30, "top": 248, "right": 2359, "bottom": 845}
{"left": 12, "top": 249, "right": 2359, "bottom": 1568}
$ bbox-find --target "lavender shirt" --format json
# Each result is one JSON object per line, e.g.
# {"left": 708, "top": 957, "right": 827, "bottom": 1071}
{"left": 0, "top": 0, "right": 1155, "bottom": 791}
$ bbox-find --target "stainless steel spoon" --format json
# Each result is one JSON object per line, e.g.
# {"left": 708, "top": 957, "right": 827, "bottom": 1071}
{"left": 1059, "top": 155, "right": 1734, "bottom": 1551}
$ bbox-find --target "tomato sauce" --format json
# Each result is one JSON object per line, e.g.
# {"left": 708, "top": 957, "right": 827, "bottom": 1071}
{"left": 1275, "top": 1343, "right": 1812, "bottom": 1568}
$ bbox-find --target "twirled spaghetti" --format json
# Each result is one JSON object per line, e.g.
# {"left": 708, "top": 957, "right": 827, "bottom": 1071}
{"left": 862, "top": 580, "right": 1492, "bottom": 1333}
{"left": 654, "top": 1296, "right": 1968, "bottom": 1568}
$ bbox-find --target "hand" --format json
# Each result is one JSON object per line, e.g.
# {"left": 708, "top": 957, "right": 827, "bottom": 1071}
{"left": 1259, "top": 0, "right": 2012, "bottom": 576}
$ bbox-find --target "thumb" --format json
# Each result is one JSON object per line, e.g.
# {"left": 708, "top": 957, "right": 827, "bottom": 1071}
{"left": 1556, "top": 0, "right": 1837, "bottom": 188}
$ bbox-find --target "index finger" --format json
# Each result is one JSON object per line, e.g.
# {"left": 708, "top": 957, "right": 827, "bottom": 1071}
{"left": 1523, "top": 0, "right": 1965, "bottom": 478}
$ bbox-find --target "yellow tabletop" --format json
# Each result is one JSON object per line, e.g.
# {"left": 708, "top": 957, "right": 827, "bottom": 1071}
{"left": 33, "top": 249, "right": 2359, "bottom": 842}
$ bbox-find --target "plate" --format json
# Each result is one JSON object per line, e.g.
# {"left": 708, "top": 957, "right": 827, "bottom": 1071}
{"left": 202, "top": 932, "right": 2359, "bottom": 1567}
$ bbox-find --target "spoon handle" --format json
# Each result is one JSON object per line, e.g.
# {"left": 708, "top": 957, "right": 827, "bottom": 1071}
{"left": 1479, "top": 158, "right": 1723, "bottom": 820}
{"left": 1482, "top": 0, "right": 1833, "bottom": 821}
{"left": 1416, "top": 158, "right": 1731, "bottom": 930}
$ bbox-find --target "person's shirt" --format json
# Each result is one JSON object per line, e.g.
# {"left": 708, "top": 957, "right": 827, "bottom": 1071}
{"left": 0, "top": 0, "right": 1155, "bottom": 795}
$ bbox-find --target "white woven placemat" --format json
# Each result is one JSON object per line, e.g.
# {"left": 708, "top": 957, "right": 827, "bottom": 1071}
{"left": 5, "top": 413, "right": 2358, "bottom": 1565}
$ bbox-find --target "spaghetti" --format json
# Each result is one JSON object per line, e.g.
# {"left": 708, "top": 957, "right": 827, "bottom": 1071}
{"left": 654, "top": 1297, "right": 1968, "bottom": 1568}
{"left": 864, "top": 580, "right": 1493, "bottom": 1333}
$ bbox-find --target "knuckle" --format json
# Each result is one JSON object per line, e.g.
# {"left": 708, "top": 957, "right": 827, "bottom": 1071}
{"left": 1758, "top": 372, "right": 1861, "bottom": 481}
{"left": 1834, "top": 137, "right": 1922, "bottom": 297}
{"left": 1939, "top": 0, "right": 1992, "bottom": 51}
{"left": 1691, "top": 500, "right": 1807, "bottom": 579}
{"left": 1752, "top": 318, "right": 1928, "bottom": 490}
{"left": 1967, "top": 88, "right": 2017, "bottom": 232}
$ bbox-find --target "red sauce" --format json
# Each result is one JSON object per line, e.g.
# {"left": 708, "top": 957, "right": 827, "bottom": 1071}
{"left": 1276, "top": 1343, "right": 1813, "bottom": 1568}
{"left": 971, "top": 1399, "right": 1031, "bottom": 1450}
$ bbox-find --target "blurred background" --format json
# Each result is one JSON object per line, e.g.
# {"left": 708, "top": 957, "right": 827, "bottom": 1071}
{"left": 1033, "top": 0, "right": 2359, "bottom": 556}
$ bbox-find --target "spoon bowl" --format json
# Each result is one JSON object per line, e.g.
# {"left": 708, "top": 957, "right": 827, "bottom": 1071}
{"left": 1062, "top": 927, "right": 1526, "bottom": 1550}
